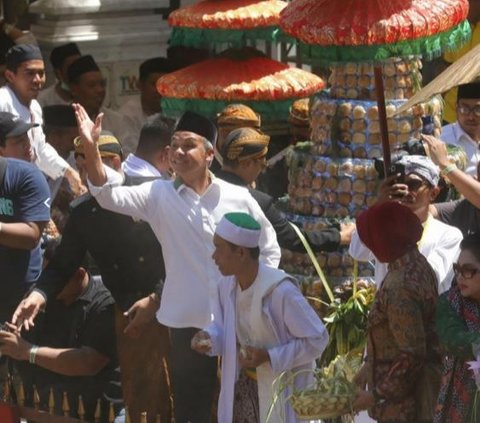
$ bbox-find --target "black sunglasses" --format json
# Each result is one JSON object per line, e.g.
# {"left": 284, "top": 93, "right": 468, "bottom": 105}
{"left": 453, "top": 263, "right": 480, "bottom": 279}
{"left": 405, "top": 179, "right": 428, "bottom": 192}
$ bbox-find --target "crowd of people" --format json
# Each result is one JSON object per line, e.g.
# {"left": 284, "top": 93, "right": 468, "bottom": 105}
{"left": 0, "top": 23, "right": 479, "bottom": 423}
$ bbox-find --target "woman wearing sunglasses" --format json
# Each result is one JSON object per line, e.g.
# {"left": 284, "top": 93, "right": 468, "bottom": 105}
{"left": 435, "top": 233, "right": 480, "bottom": 423}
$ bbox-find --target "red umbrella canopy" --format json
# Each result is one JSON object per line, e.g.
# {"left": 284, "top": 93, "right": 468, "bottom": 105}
{"left": 157, "top": 55, "right": 324, "bottom": 101}
{"left": 280, "top": 0, "right": 468, "bottom": 46}
{"left": 169, "top": 0, "right": 287, "bottom": 29}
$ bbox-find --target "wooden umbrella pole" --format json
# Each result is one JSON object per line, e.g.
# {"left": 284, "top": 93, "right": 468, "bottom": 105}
{"left": 374, "top": 65, "right": 391, "bottom": 177}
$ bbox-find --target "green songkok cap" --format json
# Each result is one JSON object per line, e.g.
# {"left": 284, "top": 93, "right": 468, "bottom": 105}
{"left": 216, "top": 212, "right": 261, "bottom": 248}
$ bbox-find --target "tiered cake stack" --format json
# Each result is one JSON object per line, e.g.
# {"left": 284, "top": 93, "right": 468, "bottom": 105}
{"left": 281, "top": 57, "right": 443, "bottom": 284}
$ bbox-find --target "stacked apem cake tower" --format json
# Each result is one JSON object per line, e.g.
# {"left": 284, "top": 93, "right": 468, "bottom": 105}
{"left": 281, "top": 57, "right": 443, "bottom": 287}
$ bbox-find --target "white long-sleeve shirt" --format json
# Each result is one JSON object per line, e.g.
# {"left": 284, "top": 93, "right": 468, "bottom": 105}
{"left": 118, "top": 95, "right": 146, "bottom": 144}
{"left": 121, "top": 153, "right": 165, "bottom": 178}
{"left": 349, "top": 214, "right": 462, "bottom": 293}
{"left": 88, "top": 167, "right": 281, "bottom": 328}
{"left": 37, "top": 84, "right": 71, "bottom": 108}
{"left": 0, "top": 86, "right": 69, "bottom": 179}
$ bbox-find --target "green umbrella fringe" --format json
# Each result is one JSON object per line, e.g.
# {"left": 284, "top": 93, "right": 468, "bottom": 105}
{"left": 281, "top": 19, "right": 471, "bottom": 64}
{"left": 169, "top": 26, "right": 280, "bottom": 49}
{"left": 160, "top": 96, "right": 317, "bottom": 120}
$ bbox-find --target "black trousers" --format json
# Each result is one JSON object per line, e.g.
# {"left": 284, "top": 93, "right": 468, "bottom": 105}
{"left": 170, "top": 327, "right": 217, "bottom": 423}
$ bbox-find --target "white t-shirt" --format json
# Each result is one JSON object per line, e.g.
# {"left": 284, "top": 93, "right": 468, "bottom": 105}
{"left": 37, "top": 84, "right": 71, "bottom": 108}
{"left": 88, "top": 168, "right": 281, "bottom": 329}
{"left": 121, "top": 153, "right": 164, "bottom": 178}
{"left": 0, "top": 85, "right": 68, "bottom": 179}
{"left": 349, "top": 215, "right": 463, "bottom": 293}
{"left": 101, "top": 107, "right": 138, "bottom": 157}
{"left": 119, "top": 96, "right": 147, "bottom": 144}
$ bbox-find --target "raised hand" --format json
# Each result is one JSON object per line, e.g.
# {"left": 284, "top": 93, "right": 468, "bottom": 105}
{"left": 72, "top": 103, "right": 103, "bottom": 148}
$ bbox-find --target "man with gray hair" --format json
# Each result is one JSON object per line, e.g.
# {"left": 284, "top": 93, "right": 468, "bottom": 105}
{"left": 349, "top": 155, "right": 463, "bottom": 293}
{"left": 15, "top": 106, "right": 280, "bottom": 423}
{"left": 85, "top": 108, "right": 280, "bottom": 423}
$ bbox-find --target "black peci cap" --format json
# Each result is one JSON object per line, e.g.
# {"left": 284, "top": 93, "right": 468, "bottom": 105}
{"left": 139, "top": 57, "right": 176, "bottom": 81}
{"left": 43, "top": 105, "right": 77, "bottom": 128}
{"left": 50, "top": 43, "right": 81, "bottom": 69}
{"left": 457, "top": 82, "right": 480, "bottom": 100}
{"left": 67, "top": 55, "right": 100, "bottom": 83}
{"left": 175, "top": 111, "right": 217, "bottom": 144}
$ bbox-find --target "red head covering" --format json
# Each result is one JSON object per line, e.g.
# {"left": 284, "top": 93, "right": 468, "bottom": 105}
{"left": 356, "top": 201, "right": 423, "bottom": 263}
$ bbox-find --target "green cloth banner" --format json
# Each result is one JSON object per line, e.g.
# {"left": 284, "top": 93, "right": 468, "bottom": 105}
{"left": 169, "top": 26, "right": 281, "bottom": 49}
{"left": 161, "top": 96, "right": 313, "bottom": 121}
{"left": 293, "top": 20, "right": 472, "bottom": 64}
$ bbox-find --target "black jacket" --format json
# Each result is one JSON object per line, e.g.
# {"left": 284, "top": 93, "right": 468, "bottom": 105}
{"left": 216, "top": 170, "right": 341, "bottom": 252}
{"left": 36, "top": 175, "right": 165, "bottom": 311}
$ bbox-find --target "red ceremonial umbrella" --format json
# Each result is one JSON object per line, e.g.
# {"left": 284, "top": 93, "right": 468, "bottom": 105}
{"left": 280, "top": 0, "right": 471, "bottom": 172}
{"left": 156, "top": 49, "right": 325, "bottom": 120}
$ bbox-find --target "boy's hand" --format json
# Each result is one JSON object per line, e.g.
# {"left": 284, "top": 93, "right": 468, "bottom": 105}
{"left": 191, "top": 331, "right": 212, "bottom": 354}
{"left": 238, "top": 346, "right": 270, "bottom": 368}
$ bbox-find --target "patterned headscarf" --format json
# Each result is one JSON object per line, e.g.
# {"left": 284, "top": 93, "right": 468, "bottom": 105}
{"left": 220, "top": 127, "right": 270, "bottom": 163}
{"left": 74, "top": 131, "right": 123, "bottom": 159}
{"left": 217, "top": 104, "right": 261, "bottom": 129}
{"left": 398, "top": 155, "right": 440, "bottom": 187}
{"left": 289, "top": 98, "right": 310, "bottom": 127}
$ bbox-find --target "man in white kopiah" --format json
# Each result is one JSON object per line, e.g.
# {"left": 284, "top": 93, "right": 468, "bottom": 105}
{"left": 73, "top": 105, "right": 280, "bottom": 423}
{"left": 192, "top": 212, "right": 328, "bottom": 423}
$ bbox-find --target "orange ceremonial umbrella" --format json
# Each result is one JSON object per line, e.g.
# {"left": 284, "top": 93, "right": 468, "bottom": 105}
{"left": 168, "top": 0, "right": 287, "bottom": 48}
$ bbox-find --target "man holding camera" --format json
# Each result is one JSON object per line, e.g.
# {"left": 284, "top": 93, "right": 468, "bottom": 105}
{"left": 349, "top": 155, "right": 462, "bottom": 293}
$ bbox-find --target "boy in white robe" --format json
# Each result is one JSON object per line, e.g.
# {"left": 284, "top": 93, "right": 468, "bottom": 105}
{"left": 192, "top": 212, "right": 329, "bottom": 423}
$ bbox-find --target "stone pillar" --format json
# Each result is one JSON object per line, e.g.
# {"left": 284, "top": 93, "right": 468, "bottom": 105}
{"left": 29, "top": 0, "right": 181, "bottom": 108}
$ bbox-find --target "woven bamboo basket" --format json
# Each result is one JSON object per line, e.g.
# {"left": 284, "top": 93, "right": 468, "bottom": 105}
{"left": 290, "top": 390, "right": 353, "bottom": 420}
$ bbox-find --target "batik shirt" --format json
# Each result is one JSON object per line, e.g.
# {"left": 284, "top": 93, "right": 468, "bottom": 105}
{"left": 366, "top": 249, "right": 440, "bottom": 422}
